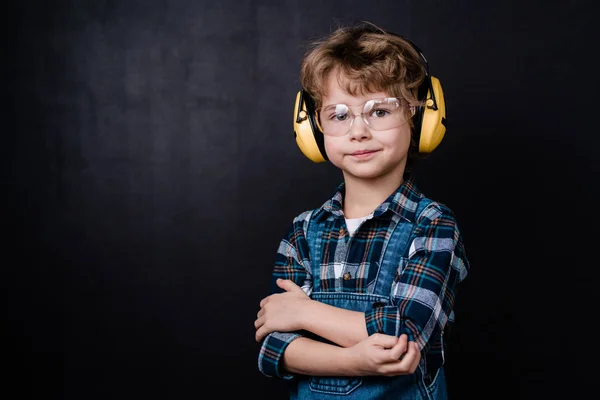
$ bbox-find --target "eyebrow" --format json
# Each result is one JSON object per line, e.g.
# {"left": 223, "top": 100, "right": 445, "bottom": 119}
{"left": 321, "top": 104, "right": 344, "bottom": 111}
{"left": 322, "top": 97, "right": 400, "bottom": 110}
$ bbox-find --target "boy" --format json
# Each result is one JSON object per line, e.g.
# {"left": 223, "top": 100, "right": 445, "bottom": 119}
{"left": 254, "top": 21, "right": 470, "bottom": 399}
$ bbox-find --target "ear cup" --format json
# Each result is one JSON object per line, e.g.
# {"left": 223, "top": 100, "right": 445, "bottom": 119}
{"left": 293, "top": 90, "right": 327, "bottom": 163}
{"left": 417, "top": 76, "right": 447, "bottom": 153}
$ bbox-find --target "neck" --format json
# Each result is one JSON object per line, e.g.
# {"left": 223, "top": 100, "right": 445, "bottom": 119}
{"left": 342, "top": 169, "right": 406, "bottom": 219}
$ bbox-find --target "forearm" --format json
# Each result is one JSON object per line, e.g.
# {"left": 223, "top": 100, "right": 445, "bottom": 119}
{"left": 282, "top": 337, "right": 359, "bottom": 376}
{"left": 301, "top": 300, "right": 368, "bottom": 348}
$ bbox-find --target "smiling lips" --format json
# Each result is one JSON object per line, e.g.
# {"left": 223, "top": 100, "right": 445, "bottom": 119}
{"left": 350, "top": 149, "right": 379, "bottom": 158}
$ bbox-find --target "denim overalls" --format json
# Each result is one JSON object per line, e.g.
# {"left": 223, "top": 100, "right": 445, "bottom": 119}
{"left": 290, "top": 197, "right": 448, "bottom": 400}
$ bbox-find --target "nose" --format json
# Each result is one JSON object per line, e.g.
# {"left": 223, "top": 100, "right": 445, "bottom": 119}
{"left": 348, "top": 114, "right": 371, "bottom": 141}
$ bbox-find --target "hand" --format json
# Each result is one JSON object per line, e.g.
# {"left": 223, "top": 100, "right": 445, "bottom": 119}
{"left": 254, "top": 279, "right": 311, "bottom": 342}
{"left": 347, "top": 333, "right": 421, "bottom": 377}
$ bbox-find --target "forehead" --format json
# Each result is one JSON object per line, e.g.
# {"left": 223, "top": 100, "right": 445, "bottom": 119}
{"left": 322, "top": 71, "right": 390, "bottom": 107}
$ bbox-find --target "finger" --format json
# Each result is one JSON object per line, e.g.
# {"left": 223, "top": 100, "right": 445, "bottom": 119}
{"left": 255, "top": 326, "right": 266, "bottom": 342}
{"left": 381, "top": 342, "right": 417, "bottom": 376}
{"left": 408, "top": 342, "right": 421, "bottom": 373}
{"left": 259, "top": 296, "right": 270, "bottom": 308}
{"left": 389, "top": 335, "right": 408, "bottom": 360}
{"left": 368, "top": 333, "right": 399, "bottom": 349}
{"left": 394, "top": 341, "right": 419, "bottom": 373}
{"left": 398, "top": 333, "right": 408, "bottom": 347}
{"left": 254, "top": 316, "right": 264, "bottom": 330}
{"left": 379, "top": 341, "right": 422, "bottom": 376}
{"left": 256, "top": 308, "right": 264, "bottom": 319}
{"left": 276, "top": 278, "right": 304, "bottom": 293}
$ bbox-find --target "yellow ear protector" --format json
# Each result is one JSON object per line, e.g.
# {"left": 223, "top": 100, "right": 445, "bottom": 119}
{"left": 410, "top": 43, "right": 447, "bottom": 154}
{"left": 292, "top": 36, "right": 447, "bottom": 163}
{"left": 293, "top": 89, "right": 328, "bottom": 163}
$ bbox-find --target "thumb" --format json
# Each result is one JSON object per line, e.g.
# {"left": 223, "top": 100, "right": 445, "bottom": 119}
{"left": 276, "top": 278, "right": 304, "bottom": 293}
{"left": 369, "top": 333, "right": 399, "bottom": 349}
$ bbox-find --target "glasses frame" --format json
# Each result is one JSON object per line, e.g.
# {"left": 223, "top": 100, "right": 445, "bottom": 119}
{"left": 316, "top": 97, "right": 415, "bottom": 137}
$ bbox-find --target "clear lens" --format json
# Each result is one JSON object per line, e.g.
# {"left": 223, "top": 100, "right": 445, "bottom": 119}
{"left": 318, "top": 98, "right": 409, "bottom": 136}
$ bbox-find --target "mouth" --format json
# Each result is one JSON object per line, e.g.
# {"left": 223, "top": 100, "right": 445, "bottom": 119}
{"left": 349, "top": 149, "right": 379, "bottom": 159}
{"left": 350, "top": 150, "right": 378, "bottom": 156}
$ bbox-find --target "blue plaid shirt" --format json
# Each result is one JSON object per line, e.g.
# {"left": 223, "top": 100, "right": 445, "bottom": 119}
{"left": 258, "top": 179, "right": 470, "bottom": 380}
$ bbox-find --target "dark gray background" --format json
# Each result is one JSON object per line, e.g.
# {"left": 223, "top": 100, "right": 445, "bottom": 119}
{"left": 5, "top": 0, "right": 597, "bottom": 398}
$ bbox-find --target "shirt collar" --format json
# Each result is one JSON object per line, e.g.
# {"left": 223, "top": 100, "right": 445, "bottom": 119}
{"left": 313, "top": 178, "right": 424, "bottom": 223}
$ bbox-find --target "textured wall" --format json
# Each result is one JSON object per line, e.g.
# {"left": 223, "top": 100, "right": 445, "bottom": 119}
{"left": 5, "top": 0, "right": 597, "bottom": 398}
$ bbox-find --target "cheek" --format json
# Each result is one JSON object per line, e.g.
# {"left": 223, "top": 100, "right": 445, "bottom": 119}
{"left": 323, "top": 137, "right": 341, "bottom": 160}
{"left": 377, "top": 128, "right": 412, "bottom": 150}
{"left": 394, "top": 127, "right": 413, "bottom": 149}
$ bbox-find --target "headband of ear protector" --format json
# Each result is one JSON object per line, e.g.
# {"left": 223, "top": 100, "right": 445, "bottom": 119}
{"left": 293, "top": 29, "right": 447, "bottom": 163}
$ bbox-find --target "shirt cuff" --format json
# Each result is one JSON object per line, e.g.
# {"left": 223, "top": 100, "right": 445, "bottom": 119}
{"left": 365, "top": 305, "right": 403, "bottom": 338}
{"left": 258, "top": 332, "right": 302, "bottom": 379}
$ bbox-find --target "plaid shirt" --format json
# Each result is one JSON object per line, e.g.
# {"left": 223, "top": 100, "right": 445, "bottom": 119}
{"left": 258, "top": 178, "right": 470, "bottom": 380}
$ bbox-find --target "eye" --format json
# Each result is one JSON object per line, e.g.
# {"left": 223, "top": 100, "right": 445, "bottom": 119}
{"left": 370, "top": 108, "right": 390, "bottom": 118}
{"left": 332, "top": 112, "right": 349, "bottom": 121}
{"left": 327, "top": 104, "right": 350, "bottom": 122}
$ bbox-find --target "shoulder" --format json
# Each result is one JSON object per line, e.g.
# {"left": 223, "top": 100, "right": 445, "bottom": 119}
{"left": 281, "top": 208, "right": 317, "bottom": 239}
{"left": 292, "top": 209, "right": 315, "bottom": 224}
{"left": 282, "top": 187, "right": 339, "bottom": 237}
{"left": 416, "top": 197, "right": 457, "bottom": 225}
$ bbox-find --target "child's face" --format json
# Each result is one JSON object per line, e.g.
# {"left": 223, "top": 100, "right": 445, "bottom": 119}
{"left": 320, "top": 73, "right": 412, "bottom": 182}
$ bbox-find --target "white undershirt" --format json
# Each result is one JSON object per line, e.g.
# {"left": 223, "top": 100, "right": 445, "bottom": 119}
{"left": 337, "top": 214, "right": 372, "bottom": 278}
{"left": 344, "top": 216, "right": 370, "bottom": 237}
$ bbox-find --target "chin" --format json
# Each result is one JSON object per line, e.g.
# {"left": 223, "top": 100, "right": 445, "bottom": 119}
{"left": 344, "top": 167, "right": 388, "bottom": 180}
{"left": 343, "top": 162, "right": 406, "bottom": 181}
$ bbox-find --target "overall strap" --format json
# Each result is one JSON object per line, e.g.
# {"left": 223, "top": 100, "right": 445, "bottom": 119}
{"left": 303, "top": 209, "right": 323, "bottom": 292}
{"left": 373, "top": 196, "right": 434, "bottom": 295}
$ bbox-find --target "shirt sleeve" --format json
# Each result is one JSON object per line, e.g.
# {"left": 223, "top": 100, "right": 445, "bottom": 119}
{"left": 364, "top": 203, "right": 470, "bottom": 349}
{"left": 258, "top": 211, "right": 313, "bottom": 379}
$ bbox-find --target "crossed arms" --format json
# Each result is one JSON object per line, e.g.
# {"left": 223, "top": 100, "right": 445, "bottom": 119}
{"left": 254, "top": 205, "right": 468, "bottom": 379}
{"left": 254, "top": 278, "right": 421, "bottom": 377}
